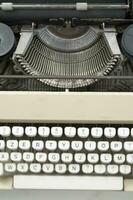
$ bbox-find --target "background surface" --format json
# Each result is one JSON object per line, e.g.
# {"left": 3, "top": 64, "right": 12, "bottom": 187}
{"left": 0, "top": 190, "right": 133, "bottom": 200}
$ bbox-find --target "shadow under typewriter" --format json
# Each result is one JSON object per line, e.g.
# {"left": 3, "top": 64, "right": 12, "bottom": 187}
{"left": 14, "top": 25, "right": 122, "bottom": 89}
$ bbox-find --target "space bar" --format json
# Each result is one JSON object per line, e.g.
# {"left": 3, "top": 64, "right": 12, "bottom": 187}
{"left": 14, "top": 175, "right": 123, "bottom": 190}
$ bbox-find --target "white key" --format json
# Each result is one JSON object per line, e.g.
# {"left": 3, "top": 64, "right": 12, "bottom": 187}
{"left": 111, "top": 141, "right": 122, "bottom": 152}
{"left": 11, "top": 152, "right": 22, "bottom": 162}
{"left": 55, "top": 164, "right": 67, "bottom": 174}
{"left": 118, "top": 127, "right": 129, "bottom": 138}
{"left": 124, "top": 142, "right": 133, "bottom": 152}
{"left": 30, "top": 163, "right": 41, "bottom": 173}
{"left": 42, "top": 164, "right": 54, "bottom": 173}
{"left": 19, "top": 140, "right": 31, "bottom": 150}
{"left": 78, "top": 128, "right": 89, "bottom": 138}
{"left": 38, "top": 127, "right": 50, "bottom": 137}
{"left": 131, "top": 128, "right": 133, "bottom": 137}
{"left": 71, "top": 141, "right": 83, "bottom": 151}
{"left": 32, "top": 140, "right": 44, "bottom": 151}
{"left": 82, "top": 164, "right": 93, "bottom": 174}
{"left": 51, "top": 127, "right": 63, "bottom": 137}
{"left": 107, "top": 165, "right": 119, "bottom": 175}
{"left": 104, "top": 127, "right": 116, "bottom": 138}
{"left": 0, "top": 152, "right": 9, "bottom": 162}
{"left": 48, "top": 153, "right": 60, "bottom": 163}
{"left": 94, "top": 165, "right": 106, "bottom": 174}
{"left": 45, "top": 140, "right": 57, "bottom": 151}
{"left": 65, "top": 127, "right": 76, "bottom": 138}
{"left": 75, "top": 153, "right": 86, "bottom": 163}
{"left": 14, "top": 175, "right": 123, "bottom": 190}
{"left": 23, "top": 152, "right": 34, "bottom": 162}
{"left": 12, "top": 126, "right": 24, "bottom": 137}
{"left": 5, "top": 163, "right": 16, "bottom": 173}
{"left": 100, "top": 154, "right": 112, "bottom": 164}
{"left": 25, "top": 126, "right": 37, "bottom": 137}
{"left": 17, "top": 163, "right": 28, "bottom": 173}
{"left": 0, "top": 140, "right": 5, "bottom": 150}
{"left": 58, "top": 141, "right": 70, "bottom": 151}
{"left": 91, "top": 127, "right": 103, "bottom": 138}
{"left": 36, "top": 153, "right": 47, "bottom": 163}
{"left": 0, "top": 164, "right": 4, "bottom": 176}
{"left": 7, "top": 140, "right": 18, "bottom": 150}
{"left": 85, "top": 141, "right": 96, "bottom": 151}
{"left": 114, "top": 154, "right": 125, "bottom": 164}
{"left": 68, "top": 164, "right": 80, "bottom": 174}
{"left": 97, "top": 141, "right": 109, "bottom": 152}
{"left": 120, "top": 165, "right": 131, "bottom": 175}
{"left": 127, "top": 154, "right": 133, "bottom": 164}
{"left": 0, "top": 126, "right": 11, "bottom": 137}
{"left": 61, "top": 153, "right": 73, "bottom": 163}
{"left": 87, "top": 153, "right": 99, "bottom": 164}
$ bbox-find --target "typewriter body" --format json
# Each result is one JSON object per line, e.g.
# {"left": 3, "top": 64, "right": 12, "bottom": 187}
{"left": 1, "top": 0, "right": 133, "bottom": 191}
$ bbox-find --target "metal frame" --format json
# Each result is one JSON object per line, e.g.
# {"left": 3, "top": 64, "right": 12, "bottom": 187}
{"left": 0, "top": 3, "right": 129, "bottom": 11}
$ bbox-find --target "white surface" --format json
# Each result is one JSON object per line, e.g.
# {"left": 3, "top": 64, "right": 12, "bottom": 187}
{"left": 76, "top": 3, "right": 88, "bottom": 10}
{"left": 14, "top": 175, "right": 123, "bottom": 190}
{"left": 0, "top": 190, "right": 133, "bottom": 200}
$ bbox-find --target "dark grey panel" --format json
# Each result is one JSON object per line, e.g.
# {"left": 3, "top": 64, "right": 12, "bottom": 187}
{"left": 0, "top": 10, "right": 126, "bottom": 25}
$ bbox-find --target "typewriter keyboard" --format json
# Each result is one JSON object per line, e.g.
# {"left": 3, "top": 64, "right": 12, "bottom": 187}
{"left": 0, "top": 124, "right": 133, "bottom": 177}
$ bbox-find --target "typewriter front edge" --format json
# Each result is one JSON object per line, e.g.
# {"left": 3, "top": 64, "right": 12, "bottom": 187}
{"left": 0, "top": 91, "right": 132, "bottom": 123}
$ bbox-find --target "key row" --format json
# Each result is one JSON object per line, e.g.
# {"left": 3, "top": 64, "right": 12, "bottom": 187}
{"left": 0, "top": 126, "right": 133, "bottom": 139}
{"left": 1, "top": 163, "right": 132, "bottom": 175}
{"left": 0, "top": 152, "right": 133, "bottom": 164}
{"left": 1, "top": 140, "right": 133, "bottom": 152}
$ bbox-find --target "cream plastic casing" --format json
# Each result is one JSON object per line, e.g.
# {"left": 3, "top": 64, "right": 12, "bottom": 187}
{"left": 0, "top": 91, "right": 133, "bottom": 190}
{"left": 0, "top": 92, "right": 132, "bottom": 123}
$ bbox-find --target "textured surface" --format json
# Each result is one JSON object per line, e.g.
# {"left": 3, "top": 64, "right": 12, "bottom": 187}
{"left": 37, "top": 25, "right": 98, "bottom": 52}
{"left": 14, "top": 26, "right": 121, "bottom": 88}
{"left": 0, "top": 23, "right": 15, "bottom": 58}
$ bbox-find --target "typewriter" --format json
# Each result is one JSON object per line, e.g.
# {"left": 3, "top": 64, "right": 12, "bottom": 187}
{"left": 1, "top": 0, "right": 133, "bottom": 191}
